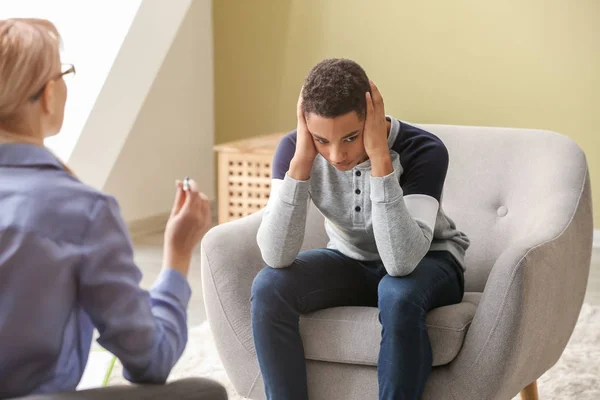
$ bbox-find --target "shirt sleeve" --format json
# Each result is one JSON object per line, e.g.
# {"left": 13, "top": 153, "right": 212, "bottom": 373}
{"left": 400, "top": 138, "right": 448, "bottom": 201}
{"left": 256, "top": 131, "right": 311, "bottom": 268}
{"left": 370, "top": 143, "right": 448, "bottom": 276}
{"left": 77, "top": 196, "right": 190, "bottom": 384}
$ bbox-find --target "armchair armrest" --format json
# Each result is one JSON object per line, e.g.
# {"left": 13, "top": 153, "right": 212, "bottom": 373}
{"left": 201, "top": 211, "right": 265, "bottom": 397}
{"left": 200, "top": 204, "right": 327, "bottom": 397}
{"left": 445, "top": 173, "right": 593, "bottom": 400}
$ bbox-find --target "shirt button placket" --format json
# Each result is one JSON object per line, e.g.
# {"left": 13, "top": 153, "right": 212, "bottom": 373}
{"left": 353, "top": 170, "right": 363, "bottom": 226}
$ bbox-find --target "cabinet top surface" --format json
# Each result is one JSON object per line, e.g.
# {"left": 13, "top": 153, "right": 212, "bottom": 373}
{"left": 214, "top": 132, "right": 287, "bottom": 154}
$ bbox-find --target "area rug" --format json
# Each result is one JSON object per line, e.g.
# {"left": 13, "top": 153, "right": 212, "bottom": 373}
{"left": 106, "top": 303, "right": 600, "bottom": 399}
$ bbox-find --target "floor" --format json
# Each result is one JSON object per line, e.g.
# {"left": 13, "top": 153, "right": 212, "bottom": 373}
{"left": 133, "top": 232, "right": 207, "bottom": 327}
{"left": 585, "top": 247, "right": 600, "bottom": 305}
{"left": 132, "top": 230, "right": 600, "bottom": 328}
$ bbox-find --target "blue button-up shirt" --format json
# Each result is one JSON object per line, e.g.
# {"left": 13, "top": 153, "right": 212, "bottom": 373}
{"left": 0, "top": 144, "right": 191, "bottom": 398}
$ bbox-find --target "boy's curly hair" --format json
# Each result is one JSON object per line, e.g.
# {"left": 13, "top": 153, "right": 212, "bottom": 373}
{"left": 301, "top": 58, "right": 370, "bottom": 120}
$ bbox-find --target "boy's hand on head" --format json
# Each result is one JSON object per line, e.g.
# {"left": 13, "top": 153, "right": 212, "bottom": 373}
{"left": 290, "top": 86, "right": 317, "bottom": 180}
{"left": 364, "top": 81, "right": 389, "bottom": 158}
{"left": 365, "top": 81, "right": 393, "bottom": 176}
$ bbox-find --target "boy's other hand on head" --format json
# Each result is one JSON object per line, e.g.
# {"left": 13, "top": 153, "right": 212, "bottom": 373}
{"left": 290, "top": 86, "right": 317, "bottom": 180}
{"left": 365, "top": 81, "right": 393, "bottom": 176}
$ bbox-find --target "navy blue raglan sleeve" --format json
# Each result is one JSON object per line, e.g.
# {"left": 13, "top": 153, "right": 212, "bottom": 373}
{"left": 400, "top": 140, "right": 449, "bottom": 202}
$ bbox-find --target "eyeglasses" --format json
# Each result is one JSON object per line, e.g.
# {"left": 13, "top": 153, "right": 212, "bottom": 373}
{"left": 30, "top": 63, "right": 76, "bottom": 102}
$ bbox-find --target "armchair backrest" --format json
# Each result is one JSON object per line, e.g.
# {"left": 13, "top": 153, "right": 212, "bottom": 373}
{"left": 301, "top": 124, "right": 591, "bottom": 292}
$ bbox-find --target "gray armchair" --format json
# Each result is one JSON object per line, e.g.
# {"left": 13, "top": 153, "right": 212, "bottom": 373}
{"left": 201, "top": 124, "right": 593, "bottom": 399}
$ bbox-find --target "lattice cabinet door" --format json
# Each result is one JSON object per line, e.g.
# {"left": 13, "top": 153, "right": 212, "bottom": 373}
{"left": 215, "top": 133, "right": 285, "bottom": 224}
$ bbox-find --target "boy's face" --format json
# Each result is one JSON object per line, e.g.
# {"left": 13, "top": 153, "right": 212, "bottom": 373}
{"left": 305, "top": 111, "right": 367, "bottom": 171}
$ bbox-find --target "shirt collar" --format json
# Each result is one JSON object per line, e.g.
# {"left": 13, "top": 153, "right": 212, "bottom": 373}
{"left": 0, "top": 143, "right": 65, "bottom": 170}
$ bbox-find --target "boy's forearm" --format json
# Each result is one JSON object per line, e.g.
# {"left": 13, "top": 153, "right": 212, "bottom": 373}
{"left": 257, "top": 175, "right": 310, "bottom": 268}
{"left": 370, "top": 173, "right": 432, "bottom": 276}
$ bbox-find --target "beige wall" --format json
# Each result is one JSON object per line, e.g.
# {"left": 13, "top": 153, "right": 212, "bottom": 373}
{"left": 214, "top": 0, "right": 600, "bottom": 228}
{"left": 105, "top": 0, "right": 214, "bottom": 223}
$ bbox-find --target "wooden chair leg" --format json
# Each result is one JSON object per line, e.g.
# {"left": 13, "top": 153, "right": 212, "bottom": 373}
{"left": 520, "top": 380, "right": 538, "bottom": 400}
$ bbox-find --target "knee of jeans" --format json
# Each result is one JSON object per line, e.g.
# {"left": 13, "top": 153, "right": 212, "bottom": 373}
{"left": 251, "top": 267, "right": 295, "bottom": 312}
{"left": 377, "top": 276, "right": 425, "bottom": 316}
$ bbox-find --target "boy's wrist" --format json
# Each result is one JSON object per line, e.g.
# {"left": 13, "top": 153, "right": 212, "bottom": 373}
{"left": 163, "top": 247, "right": 192, "bottom": 277}
{"left": 370, "top": 152, "right": 393, "bottom": 177}
{"left": 289, "top": 157, "right": 313, "bottom": 181}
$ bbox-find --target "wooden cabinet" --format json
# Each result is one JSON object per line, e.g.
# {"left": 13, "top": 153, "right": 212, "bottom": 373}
{"left": 214, "top": 132, "right": 285, "bottom": 224}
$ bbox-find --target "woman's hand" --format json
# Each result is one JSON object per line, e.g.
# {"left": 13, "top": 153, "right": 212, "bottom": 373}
{"left": 163, "top": 178, "right": 212, "bottom": 277}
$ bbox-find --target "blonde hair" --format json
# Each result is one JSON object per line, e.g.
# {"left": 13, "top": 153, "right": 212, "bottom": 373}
{"left": 0, "top": 18, "right": 73, "bottom": 174}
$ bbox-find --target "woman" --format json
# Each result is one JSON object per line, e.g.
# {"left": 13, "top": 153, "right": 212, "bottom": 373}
{"left": 252, "top": 58, "right": 470, "bottom": 399}
{"left": 0, "top": 18, "right": 212, "bottom": 397}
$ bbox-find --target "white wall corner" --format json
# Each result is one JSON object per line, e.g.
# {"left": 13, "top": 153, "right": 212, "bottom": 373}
{"left": 594, "top": 230, "right": 600, "bottom": 249}
{"left": 68, "top": 0, "right": 193, "bottom": 190}
{"left": 102, "top": 0, "right": 214, "bottom": 223}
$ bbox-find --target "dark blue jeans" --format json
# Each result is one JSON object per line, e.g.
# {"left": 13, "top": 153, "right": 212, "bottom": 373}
{"left": 250, "top": 249, "right": 464, "bottom": 400}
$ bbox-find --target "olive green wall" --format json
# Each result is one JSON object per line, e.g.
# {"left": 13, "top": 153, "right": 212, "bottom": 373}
{"left": 214, "top": 0, "right": 599, "bottom": 228}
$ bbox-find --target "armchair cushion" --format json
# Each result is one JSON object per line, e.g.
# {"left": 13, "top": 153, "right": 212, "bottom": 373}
{"left": 300, "top": 292, "right": 481, "bottom": 367}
